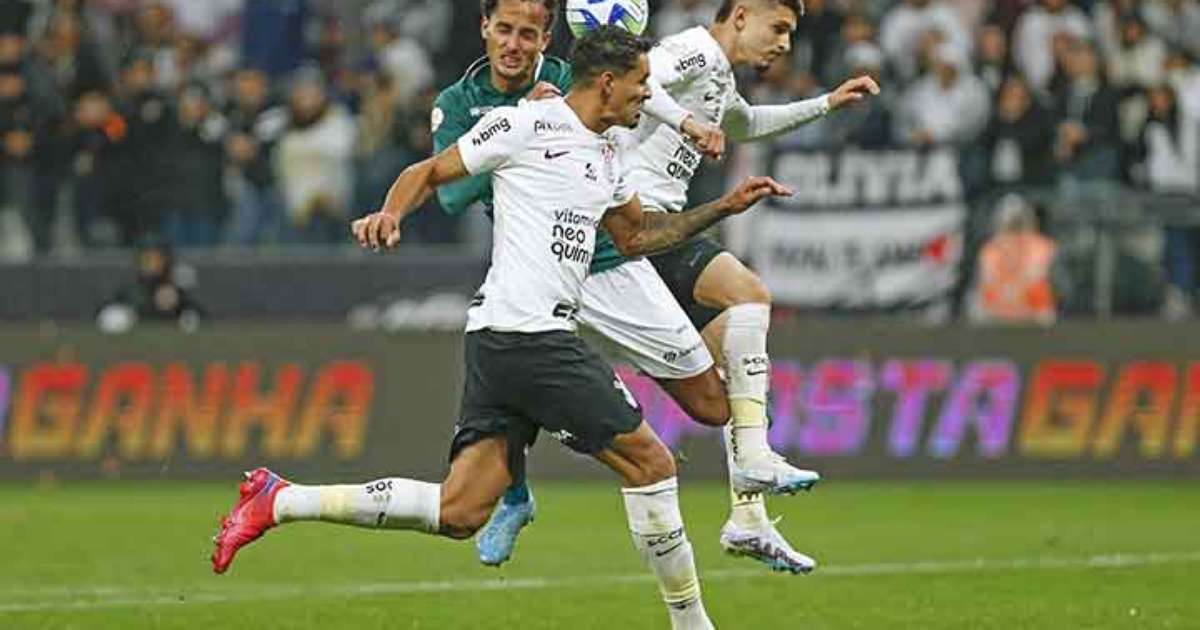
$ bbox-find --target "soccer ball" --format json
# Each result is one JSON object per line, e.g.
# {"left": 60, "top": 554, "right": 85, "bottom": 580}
{"left": 565, "top": 0, "right": 650, "bottom": 37}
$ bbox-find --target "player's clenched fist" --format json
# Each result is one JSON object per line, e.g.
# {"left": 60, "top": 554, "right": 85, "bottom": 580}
{"left": 681, "top": 116, "right": 726, "bottom": 161}
{"left": 828, "top": 75, "right": 881, "bottom": 110}
{"left": 719, "top": 176, "right": 793, "bottom": 215}
{"left": 351, "top": 212, "right": 402, "bottom": 251}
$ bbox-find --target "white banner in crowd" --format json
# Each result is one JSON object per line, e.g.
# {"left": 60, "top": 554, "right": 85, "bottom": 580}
{"left": 755, "top": 148, "right": 966, "bottom": 308}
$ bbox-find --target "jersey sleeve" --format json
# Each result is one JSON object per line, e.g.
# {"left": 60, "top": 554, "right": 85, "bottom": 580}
{"left": 721, "top": 92, "right": 831, "bottom": 141}
{"left": 641, "top": 77, "right": 691, "bottom": 131}
{"left": 457, "top": 106, "right": 530, "bottom": 175}
{"left": 432, "top": 89, "right": 491, "bottom": 215}
{"left": 610, "top": 172, "right": 635, "bottom": 208}
{"left": 609, "top": 137, "right": 636, "bottom": 208}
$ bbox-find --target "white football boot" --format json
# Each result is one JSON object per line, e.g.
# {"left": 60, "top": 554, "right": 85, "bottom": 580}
{"left": 726, "top": 426, "right": 821, "bottom": 495}
{"left": 719, "top": 518, "right": 816, "bottom": 575}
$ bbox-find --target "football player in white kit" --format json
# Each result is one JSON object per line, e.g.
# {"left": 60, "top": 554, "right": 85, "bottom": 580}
{"left": 212, "top": 27, "right": 792, "bottom": 630}
{"left": 479, "top": 0, "right": 881, "bottom": 573}
{"left": 435, "top": 0, "right": 820, "bottom": 574}
{"left": 597, "top": 0, "right": 881, "bottom": 570}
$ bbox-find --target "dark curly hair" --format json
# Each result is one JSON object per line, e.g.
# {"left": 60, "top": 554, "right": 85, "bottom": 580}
{"left": 570, "top": 25, "right": 654, "bottom": 85}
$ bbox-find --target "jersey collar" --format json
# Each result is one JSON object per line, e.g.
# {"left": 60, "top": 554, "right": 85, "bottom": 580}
{"left": 557, "top": 98, "right": 606, "bottom": 139}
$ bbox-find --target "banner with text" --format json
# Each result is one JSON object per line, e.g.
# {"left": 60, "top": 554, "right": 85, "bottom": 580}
{"left": 758, "top": 148, "right": 966, "bottom": 308}
{"left": 0, "top": 323, "right": 1197, "bottom": 479}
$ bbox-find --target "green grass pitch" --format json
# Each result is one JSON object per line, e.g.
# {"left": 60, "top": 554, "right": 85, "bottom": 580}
{"left": 1, "top": 480, "right": 1197, "bottom": 629}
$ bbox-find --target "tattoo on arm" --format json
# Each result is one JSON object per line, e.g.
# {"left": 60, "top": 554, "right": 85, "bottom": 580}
{"left": 624, "top": 200, "right": 727, "bottom": 257}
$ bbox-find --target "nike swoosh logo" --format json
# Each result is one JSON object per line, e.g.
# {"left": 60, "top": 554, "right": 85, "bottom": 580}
{"left": 655, "top": 542, "right": 684, "bottom": 557}
{"left": 746, "top": 369, "right": 769, "bottom": 376}
{"left": 544, "top": 149, "right": 569, "bottom": 160}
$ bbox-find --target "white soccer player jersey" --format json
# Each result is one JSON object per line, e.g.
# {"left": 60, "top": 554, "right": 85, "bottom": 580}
{"left": 457, "top": 98, "right": 632, "bottom": 334}
{"left": 627, "top": 26, "right": 739, "bottom": 212}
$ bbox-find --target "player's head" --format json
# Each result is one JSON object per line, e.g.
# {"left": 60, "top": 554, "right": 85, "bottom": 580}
{"left": 713, "top": 0, "right": 804, "bottom": 71}
{"left": 570, "top": 25, "right": 653, "bottom": 128}
{"left": 480, "top": 0, "right": 559, "bottom": 85}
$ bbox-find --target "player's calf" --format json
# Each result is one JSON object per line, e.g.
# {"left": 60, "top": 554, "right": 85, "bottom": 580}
{"left": 601, "top": 426, "right": 679, "bottom": 488}
{"left": 439, "top": 501, "right": 494, "bottom": 540}
{"left": 438, "top": 438, "right": 515, "bottom": 538}
{"left": 657, "top": 368, "right": 730, "bottom": 428}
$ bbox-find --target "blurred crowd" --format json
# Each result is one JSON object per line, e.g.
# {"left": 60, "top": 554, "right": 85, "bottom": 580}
{"left": 663, "top": 0, "right": 1198, "bottom": 165}
{"left": 666, "top": 0, "right": 1197, "bottom": 319}
{"left": 0, "top": 0, "right": 469, "bottom": 254}
{"left": 0, "top": 0, "right": 1197, "bottom": 313}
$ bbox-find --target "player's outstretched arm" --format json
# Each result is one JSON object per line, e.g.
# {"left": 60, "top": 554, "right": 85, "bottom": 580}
{"left": 602, "top": 176, "right": 792, "bottom": 258}
{"left": 722, "top": 76, "right": 881, "bottom": 142}
{"left": 827, "top": 76, "right": 883, "bottom": 111}
{"left": 641, "top": 78, "right": 726, "bottom": 160}
{"left": 351, "top": 145, "right": 471, "bottom": 251}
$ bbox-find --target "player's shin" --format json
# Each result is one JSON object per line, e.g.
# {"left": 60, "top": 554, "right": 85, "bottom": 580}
{"left": 274, "top": 478, "right": 440, "bottom": 533}
{"left": 622, "top": 477, "right": 715, "bottom": 630}
{"left": 723, "top": 303, "right": 773, "bottom": 465}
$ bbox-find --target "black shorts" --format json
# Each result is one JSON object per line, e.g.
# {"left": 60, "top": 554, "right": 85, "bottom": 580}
{"left": 647, "top": 235, "right": 726, "bottom": 331}
{"left": 450, "top": 329, "right": 644, "bottom": 484}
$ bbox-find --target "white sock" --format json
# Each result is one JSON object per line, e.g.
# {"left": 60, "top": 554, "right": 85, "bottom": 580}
{"left": 725, "top": 429, "right": 771, "bottom": 529}
{"left": 273, "top": 478, "right": 440, "bottom": 533}
{"left": 723, "top": 304, "right": 773, "bottom": 464}
{"left": 622, "top": 478, "right": 714, "bottom": 630}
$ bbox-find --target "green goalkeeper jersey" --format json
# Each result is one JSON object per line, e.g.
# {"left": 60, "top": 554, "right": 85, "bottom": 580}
{"left": 432, "top": 55, "right": 629, "bottom": 275}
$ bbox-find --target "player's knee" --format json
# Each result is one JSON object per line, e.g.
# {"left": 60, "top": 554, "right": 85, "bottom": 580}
{"left": 647, "top": 447, "right": 678, "bottom": 483}
{"left": 706, "top": 261, "right": 772, "bottom": 307}
{"left": 672, "top": 369, "right": 730, "bottom": 427}
{"left": 693, "top": 389, "right": 730, "bottom": 427}
{"left": 733, "top": 273, "right": 771, "bottom": 306}
{"left": 631, "top": 441, "right": 677, "bottom": 486}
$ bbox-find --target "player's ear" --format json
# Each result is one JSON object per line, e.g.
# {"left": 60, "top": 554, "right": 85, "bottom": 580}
{"left": 539, "top": 30, "right": 551, "bottom": 52}
{"left": 600, "top": 71, "right": 615, "bottom": 99}
{"left": 733, "top": 5, "right": 749, "bottom": 31}
{"left": 480, "top": 17, "right": 490, "bottom": 41}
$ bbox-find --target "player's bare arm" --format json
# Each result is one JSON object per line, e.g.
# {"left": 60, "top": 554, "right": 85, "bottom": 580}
{"left": 351, "top": 145, "right": 471, "bottom": 251}
{"left": 602, "top": 175, "right": 791, "bottom": 257}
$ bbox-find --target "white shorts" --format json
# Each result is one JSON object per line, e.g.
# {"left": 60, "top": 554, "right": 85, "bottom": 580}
{"left": 578, "top": 258, "right": 714, "bottom": 380}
